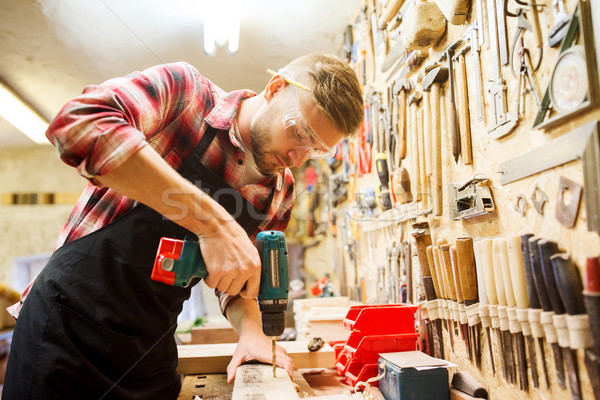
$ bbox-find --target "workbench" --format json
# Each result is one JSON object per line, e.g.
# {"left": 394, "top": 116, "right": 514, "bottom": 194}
{"left": 178, "top": 368, "right": 385, "bottom": 399}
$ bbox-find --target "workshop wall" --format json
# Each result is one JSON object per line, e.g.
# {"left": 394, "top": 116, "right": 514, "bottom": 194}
{"left": 299, "top": 0, "right": 600, "bottom": 398}
{"left": 0, "top": 146, "right": 84, "bottom": 287}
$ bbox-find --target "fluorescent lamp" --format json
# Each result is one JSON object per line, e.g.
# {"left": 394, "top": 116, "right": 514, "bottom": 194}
{"left": 0, "top": 81, "right": 49, "bottom": 144}
{"left": 203, "top": 0, "right": 242, "bottom": 56}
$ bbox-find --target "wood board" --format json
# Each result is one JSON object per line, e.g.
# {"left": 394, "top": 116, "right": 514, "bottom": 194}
{"left": 190, "top": 322, "right": 240, "bottom": 344}
{"left": 231, "top": 364, "right": 300, "bottom": 400}
{"left": 177, "top": 341, "right": 335, "bottom": 375}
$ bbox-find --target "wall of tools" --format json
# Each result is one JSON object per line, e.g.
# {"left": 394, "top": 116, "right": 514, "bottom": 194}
{"left": 298, "top": 0, "right": 600, "bottom": 398}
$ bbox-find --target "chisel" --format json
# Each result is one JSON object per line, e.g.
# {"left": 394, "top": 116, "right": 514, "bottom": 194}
{"left": 551, "top": 253, "right": 590, "bottom": 400}
{"left": 492, "top": 238, "right": 516, "bottom": 384}
{"left": 584, "top": 256, "right": 600, "bottom": 398}
{"left": 537, "top": 239, "right": 570, "bottom": 391}
{"left": 506, "top": 236, "right": 531, "bottom": 391}
{"left": 436, "top": 241, "right": 455, "bottom": 352}
{"left": 529, "top": 237, "right": 562, "bottom": 388}
{"left": 450, "top": 245, "right": 471, "bottom": 361}
{"left": 411, "top": 222, "right": 443, "bottom": 359}
{"left": 474, "top": 239, "right": 495, "bottom": 373}
{"left": 456, "top": 237, "right": 481, "bottom": 367}
{"left": 481, "top": 238, "right": 505, "bottom": 379}
{"left": 520, "top": 234, "right": 543, "bottom": 389}
{"left": 426, "top": 244, "right": 446, "bottom": 360}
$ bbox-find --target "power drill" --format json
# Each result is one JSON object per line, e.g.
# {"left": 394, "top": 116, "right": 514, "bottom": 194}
{"left": 151, "top": 230, "right": 289, "bottom": 375}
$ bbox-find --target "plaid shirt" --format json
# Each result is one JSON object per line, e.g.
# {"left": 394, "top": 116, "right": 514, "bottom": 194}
{"left": 9, "top": 62, "right": 295, "bottom": 318}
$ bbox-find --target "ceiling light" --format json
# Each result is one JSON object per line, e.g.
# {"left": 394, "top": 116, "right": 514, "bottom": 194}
{"left": 0, "top": 81, "right": 50, "bottom": 145}
{"left": 203, "top": 0, "right": 242, "bottom": 55}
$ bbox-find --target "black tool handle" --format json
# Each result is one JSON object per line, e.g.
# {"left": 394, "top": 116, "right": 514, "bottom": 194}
{"left": 528, "top": 237, "right": 553, "bottom": 312}
{"left": 537, "top": 239, "right": 566, "bottom": 315}
{"left": 520, "top": 233, "right": 541, "bottom": 309}
{"left": 551, "top": 253, "right": 586, "bottom": 315}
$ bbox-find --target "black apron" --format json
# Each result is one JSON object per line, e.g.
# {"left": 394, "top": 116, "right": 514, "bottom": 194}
{"left": 3, "top": 126, "right": 274, "bottom": 400}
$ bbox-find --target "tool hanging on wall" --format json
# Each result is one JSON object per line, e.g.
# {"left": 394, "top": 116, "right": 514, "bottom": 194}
{"left": 411, "top": 222, "right": 444, "bottom": 359}
{"left": 493, "top": 238, "right": 518, "bottom": 385}
{"left": 439, "top": 39, "right": 464, "bottom": 164}
{"left": 466, "top": 25, "right": 485, "bottom": 122}
{"left": 422, "top": 66, "right": 448, "bottom": 216}
{"left": 473, "top": 240, "right": 497, "bottom": 375}
{"left": 551, "top": 253, "right": 597, "bottom": 400}
{"left": 505, "top": 236, "right": 532, "bottom": 392}
{"left": 515, "top": 38, "right": 542, "bottom": 116}
{"left": 520, "top": 234, "right": 544, "bottom": 389}
{"left": 386, "top": 49, "right": 429, "bottom": 83}
{"left": 584, "top": 256, "right": 600, "bottom": 398}
{"left": 487, "top": 0, "right": 519, "bottom": 139}
{"left": 394, "top": 79, "right": 413, "bottom": 161}
{"left": 449, "top": 176, "right": 495, "bottom": 221}
{"left": 498, "top": 120, "right": 597, "bottom": 185}
{"left": 548, "top": 0, "right": 572, "bottom": 47}
{"left": 509, "top": 3, "right": 543, "bottom": 73}
{"left": 555, "top": 176, "right": 582, "bottom": 228}
{"left": 530, "top": 184, "right": 548, "bottom": 215}
{"left": 538, "top": 239, "right": 581, "bottom": 399}
{"left": 583, "top": 122, "right": 600, "bottom": 232}
{"left": 408, "top": 91, "right": 423, "bottom": 202}
{"left": 534, "top": 1, "right": 600, "bottom": 130}
{"left": 514, "top": 194, "right": 527, "bottom": 218}
{"left": 433, "top": 0, "right": 471, "bottom": 25}
{"left": 375, "top": 153, "right": 393, "bottom": 211}
{"left": 453, "top": 43, "right": 473, "bottom": 164}
{"left": 529, "top": 236, "right": 566, "bottom": 389}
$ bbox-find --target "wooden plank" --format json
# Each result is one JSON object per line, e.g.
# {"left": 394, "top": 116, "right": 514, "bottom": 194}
{"left": 231, "top": 364, "right": 299, "bottom": 400}
{"left": 190, "top": 322, "right": 239, "bottom": 344}
{"left": 177, "top": 341, "right": 335, "bottom": 375}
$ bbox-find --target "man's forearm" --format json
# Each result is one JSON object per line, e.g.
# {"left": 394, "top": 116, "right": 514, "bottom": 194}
{"left": 95, "top": 145, "right": 230, "bottom": 236}
{"left": 225, "top": 297, "right": 263, "bottom": 337}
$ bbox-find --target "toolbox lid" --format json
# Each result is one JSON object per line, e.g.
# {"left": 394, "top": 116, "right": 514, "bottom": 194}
{"left": 379, "top": 351, "right": 457, "bottom": 370}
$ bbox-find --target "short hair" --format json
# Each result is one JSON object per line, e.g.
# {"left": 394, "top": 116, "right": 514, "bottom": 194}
{"left": 281, "top": 53, "right": 363, "bottom": 137}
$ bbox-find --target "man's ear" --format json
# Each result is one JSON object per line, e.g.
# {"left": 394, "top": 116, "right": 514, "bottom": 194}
{"left": 264, "top": 74, "right": 287, "bottom": 102}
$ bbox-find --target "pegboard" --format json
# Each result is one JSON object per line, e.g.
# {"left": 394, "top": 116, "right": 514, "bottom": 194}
{"left": 298, "top": 0, "right": 600, "bottom": 398}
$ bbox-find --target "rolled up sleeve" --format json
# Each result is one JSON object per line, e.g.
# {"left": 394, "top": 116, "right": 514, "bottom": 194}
{"left": 46, "top": 63, "right": 201, "bottom": 182}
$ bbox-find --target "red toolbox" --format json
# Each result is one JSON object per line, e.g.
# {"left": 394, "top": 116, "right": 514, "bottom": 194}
{"left": 335, "top": 305, "right": 418, "bottom": 386}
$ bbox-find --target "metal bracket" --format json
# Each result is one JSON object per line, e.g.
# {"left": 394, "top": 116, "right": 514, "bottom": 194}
{"left": 531, "top": 184, "right": 548, "bottom": 214}
{"left": 514, "top": 194, "right": 528, "bottom": 217}
{"left": 449, "top": 177, "right": 495, "bottom": 220}
{"left": 555, "top": 176, "right": 582, "bottom": 228}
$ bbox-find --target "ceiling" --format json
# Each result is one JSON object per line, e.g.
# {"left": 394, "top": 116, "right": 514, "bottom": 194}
{"left": 0, "top": 0, "right": 361, "bottom": 149}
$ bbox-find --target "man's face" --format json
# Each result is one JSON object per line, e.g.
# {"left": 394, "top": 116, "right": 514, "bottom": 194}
{"left": 249, "top": 85, "right": 344, "bottom": 175}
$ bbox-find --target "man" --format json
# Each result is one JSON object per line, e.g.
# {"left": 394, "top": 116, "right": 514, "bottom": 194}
{"left": 3, "top": 53, "right": 363, "bottom": 399}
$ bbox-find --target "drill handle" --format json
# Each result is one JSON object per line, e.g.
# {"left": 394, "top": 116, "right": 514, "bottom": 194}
{"left": 152, "top": 237, "right": 207, "bottom": 287}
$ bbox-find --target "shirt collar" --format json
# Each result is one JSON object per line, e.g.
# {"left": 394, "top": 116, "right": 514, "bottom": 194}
{"left": 204, "top": 89, "right": 256, "bottom": 132}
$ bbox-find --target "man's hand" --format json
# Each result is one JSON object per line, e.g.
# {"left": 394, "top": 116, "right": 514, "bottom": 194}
{"left": 200, "top": 221, "right": 261, "bottom": 298}
{"left": 95, "top": 145, "right": 260, "bottom": 298}
{"left": 225, "top": 297, "right": 294, "bottom": 383}
{"left": 226, "top": 334, "right": 294, "bottom": 383}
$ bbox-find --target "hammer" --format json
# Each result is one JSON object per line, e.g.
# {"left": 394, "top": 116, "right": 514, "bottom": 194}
{"left": 417, "top": 62, "right": 440, "bottom": 178}
{"left": 408, "top": 91, "right": 423, "bottom": 202}
{"left": 453, "top": 44, "right": 473, "bottom": 165}
{"left": 439, "top": 39, "right": 464, "bottom": 164}
{"left": 422, "top": 66, "right": 449, "bottom": 217}
{"left": 395, "top": 80, "right": 413, "bottom": 160}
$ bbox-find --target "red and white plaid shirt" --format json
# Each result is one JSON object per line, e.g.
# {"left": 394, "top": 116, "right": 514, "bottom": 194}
{"left": 9, "top": 62, "right": 295, "bottom": 318}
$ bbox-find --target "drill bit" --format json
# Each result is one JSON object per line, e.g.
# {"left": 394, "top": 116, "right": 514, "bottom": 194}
{"left": 272, "top": 339, "right": 276, "bottom": 377}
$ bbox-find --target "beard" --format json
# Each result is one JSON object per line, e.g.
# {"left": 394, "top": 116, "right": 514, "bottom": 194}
{"left": 249, "top": 104, "right": 286, "bottom": 176}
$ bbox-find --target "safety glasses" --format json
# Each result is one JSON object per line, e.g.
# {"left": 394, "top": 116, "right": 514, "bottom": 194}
{"left": 267, "top": 69, "right": 336, "bottom": 159}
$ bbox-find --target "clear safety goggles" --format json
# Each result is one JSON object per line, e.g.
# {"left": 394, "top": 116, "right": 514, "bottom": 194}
{"left": 268, "top": 69, "right": 337, "bottom": 159}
